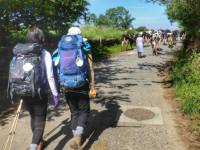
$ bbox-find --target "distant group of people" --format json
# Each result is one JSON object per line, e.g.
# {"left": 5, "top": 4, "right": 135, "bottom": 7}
{"left": 122, "top": 29, "right": 185, "bottom": 58}
{"left": 7, "top": 25, "right": 96, "bottom": 150}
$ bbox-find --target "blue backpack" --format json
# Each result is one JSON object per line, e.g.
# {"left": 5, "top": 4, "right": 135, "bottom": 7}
{"left": 58, "top": 34, "right": 88, "bottom": 89}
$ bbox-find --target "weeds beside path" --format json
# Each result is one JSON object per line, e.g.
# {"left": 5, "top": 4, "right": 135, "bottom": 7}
{"left": 160, "top": 49, "right": 200, "bottom": 150}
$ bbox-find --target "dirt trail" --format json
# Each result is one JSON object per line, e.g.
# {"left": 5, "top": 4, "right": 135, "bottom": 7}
{"left": 0, "top": 43, "right": 187, "bottom": 150}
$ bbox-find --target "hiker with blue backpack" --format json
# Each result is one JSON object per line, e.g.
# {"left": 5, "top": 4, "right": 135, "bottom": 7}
{"left": 52, "top": 27, "right": 96, "bottom": 150}
{"left": 7, "top": 25, "right": 59, "bottom": 150}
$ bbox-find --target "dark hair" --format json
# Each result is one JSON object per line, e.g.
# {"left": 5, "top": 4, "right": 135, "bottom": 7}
{"left": 26, "top": 25, "right": 45, "bottom": 45}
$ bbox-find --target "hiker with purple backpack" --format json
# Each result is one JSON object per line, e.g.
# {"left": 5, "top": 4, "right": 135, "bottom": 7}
{"left": 7, "top": 25, "right": 60, "bottom": 150}
{"left": 52, "top": 27, "right": 96, "bottom": 150}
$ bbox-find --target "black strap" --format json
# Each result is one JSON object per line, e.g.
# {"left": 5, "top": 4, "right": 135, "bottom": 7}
{"left": 31, "top": 70, "right": 35, "bottom": 98}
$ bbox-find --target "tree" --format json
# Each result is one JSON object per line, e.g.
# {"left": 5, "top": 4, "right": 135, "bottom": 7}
{"left": 146, "top": 0, "right": 171, "bottom": 5}
{"left": 136, "top": 26, "right": 148, "bottom": 32}
{"left": 167, "top": 0, "right": 200, "bottom": 37}
{"left": 84, "top": 13, "right": 97, "bottom": 25}
{"left": 0, "top": 0, "right": 89, "bottom": 33}
{"left": 85, "top": 7, "right": 135, "bottom": 29}
{"left": 96, "top": 14, "right": 112, "bottom": 27}
{"left": 105, "top": 6, "right": 135, "bottom": 29}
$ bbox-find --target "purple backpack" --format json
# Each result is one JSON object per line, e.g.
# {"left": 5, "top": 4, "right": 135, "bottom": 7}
{"left": 58, "top": 35, "right": 88, "bottom": 89}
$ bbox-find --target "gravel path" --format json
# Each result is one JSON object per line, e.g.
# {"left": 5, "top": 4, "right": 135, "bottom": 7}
{"left": 0, "top": 44, "right": 186, "bottom": 150}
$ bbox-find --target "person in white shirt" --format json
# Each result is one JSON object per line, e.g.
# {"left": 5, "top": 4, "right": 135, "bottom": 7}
{"left": 24, "top": 25, "right": 59, "bottom": 150}
{"left": 136, "top": 32, "right": 146, "bottom": 58}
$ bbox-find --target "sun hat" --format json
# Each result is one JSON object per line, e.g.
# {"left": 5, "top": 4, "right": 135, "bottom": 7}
{"left": 68, "top": 27, "right": 81, "bottom": 35}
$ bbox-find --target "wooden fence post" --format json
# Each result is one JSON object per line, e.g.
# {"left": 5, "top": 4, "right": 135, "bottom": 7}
{"left": 99, "top": 37, "right": 102, "bottom": 48}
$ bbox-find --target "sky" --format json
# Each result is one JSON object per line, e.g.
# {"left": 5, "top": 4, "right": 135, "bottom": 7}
{"left": 87, "top": 0, "right": 179, "bottom": 30}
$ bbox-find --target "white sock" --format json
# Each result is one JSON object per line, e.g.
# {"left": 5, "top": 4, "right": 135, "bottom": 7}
{"left": 75, "top": 126, "right": 84, "bottom": 135}
{"left": 72, "top": 130, "right": 76, "bottom": 136}
{"left": 30, "top": 144, "right": 38, "bottom": 150}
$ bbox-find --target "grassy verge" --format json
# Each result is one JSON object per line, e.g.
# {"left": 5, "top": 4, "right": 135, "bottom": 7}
{"left": 171, "top": 51, "right": 200, "bottom": 124}
{"left": 92, "top": 44, "right": 135, "bottom": 60}
{"left": 92, "top": 44, "right": 121, "bottom": 59}
{"left": 106, "top": 44, "right": 122, "bottom": 54}
{"left": 5, "top": 26, "right": 132, "bottom": 60}
{"left": 82, "top": 26, "right": 124, "bottom": 40}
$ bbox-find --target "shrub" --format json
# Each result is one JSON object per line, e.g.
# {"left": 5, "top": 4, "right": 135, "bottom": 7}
{"left": 8, "top": 28, "right": 28, "bottom": 45}
{"left": 171, "top": 52, "right": 200, "bottom": 116}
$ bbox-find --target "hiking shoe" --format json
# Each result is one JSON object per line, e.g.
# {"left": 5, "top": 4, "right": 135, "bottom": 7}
{"left": 142, "top": 55, "right": 146, "bottom": 58}
{"left": 69, "top": 135, "right": 82, "bottom": 150}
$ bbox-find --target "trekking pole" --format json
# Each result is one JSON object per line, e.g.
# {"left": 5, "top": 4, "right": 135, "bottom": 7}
{"left": 8, "top": 99, "right": 23, "bottom": 150}
{"left": 4, "top": 99, "right": 23, "bottom": 150}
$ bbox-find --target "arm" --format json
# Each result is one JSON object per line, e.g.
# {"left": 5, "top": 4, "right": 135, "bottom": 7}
{"left": 44, "top": 51, "right": 58, "bottom": 96}
{"left": 82, "top": 39, "right": 96, "bottom": 97}
{"left": 87, "top": 52, "right": 95, "bottom": 88}
{"left": 82, "top": 39, "right": 94, "bottom": 86}
{"left": 87, "top": 52, "right": 96, "bottom": 98}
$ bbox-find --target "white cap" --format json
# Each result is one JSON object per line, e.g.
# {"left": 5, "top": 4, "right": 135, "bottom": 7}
{"left": 68, "top": 27, "right": 81, "bottom": 35}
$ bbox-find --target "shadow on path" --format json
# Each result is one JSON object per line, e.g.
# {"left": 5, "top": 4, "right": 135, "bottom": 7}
{"left": 82, "top": 100, "right": 122, "bottom": 150}
{"left": 44, "top": 119, "right": 72, "bottom": 150}
{"left": 43, "top": 57, "right": 133, "bottom": 149}
{"left": 81, "top": 58, "right": 134, "bottom": 149}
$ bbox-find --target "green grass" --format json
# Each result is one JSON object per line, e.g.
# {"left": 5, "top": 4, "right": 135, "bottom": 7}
{"left": 81, "top": 26, "right": 131, "bottom": 59}
{"left": 92, "top": 44, "right": 121, "bottom": 59}
{"left": 171, "top": 51, "right": 200, "bottom": 117}
{"left": 81, "top": 26, "right": 124, "bottom": 40}
{"left": 92, "top": 44, "right": 135, "bottom": 60}
{"left": 107, "top": 44, "right": 135, "bottom": 54}
{"left": 107, "top": 44, "right": 122, "bottom": 54}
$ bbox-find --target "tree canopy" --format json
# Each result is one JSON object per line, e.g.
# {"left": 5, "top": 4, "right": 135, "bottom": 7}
{"left": 84, "top": 13, "right": 97, "bottom": 25}
{"left": 85, "top": 6, "right": 135, "bottom": 29}
{"left": 167, "top": 0, "right": 200, "bottom": 38}
{"left": 136, "top": 26, "right": 149, "bottom": 32}
{"left": 0, "top": 0, "right": 89, "bottom": 33}
{"left": 105, "top": 7, "right": 135, "bottom": 29}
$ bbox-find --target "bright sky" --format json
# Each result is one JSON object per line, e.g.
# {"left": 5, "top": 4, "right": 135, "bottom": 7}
{"left": 87, "top": 0, "right": 179, "bottom": 30}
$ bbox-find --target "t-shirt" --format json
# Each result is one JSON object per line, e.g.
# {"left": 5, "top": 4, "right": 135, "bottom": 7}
{"left": 136, "top": 37, "right": 143, "bottom": 46}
